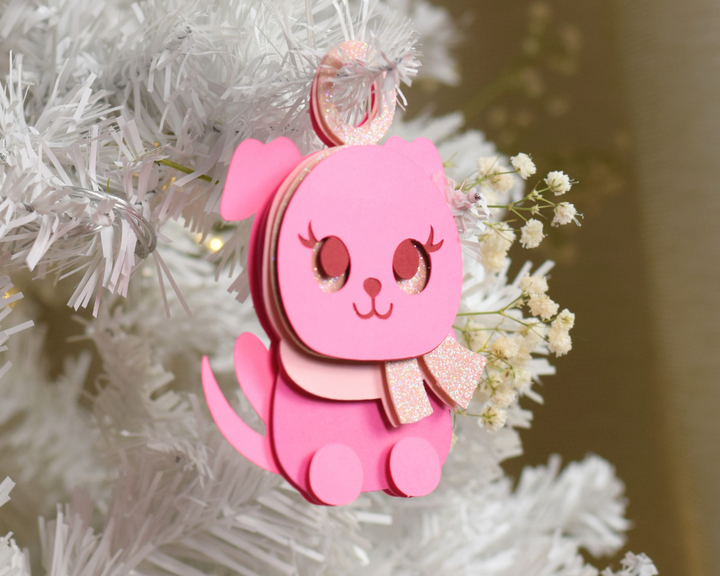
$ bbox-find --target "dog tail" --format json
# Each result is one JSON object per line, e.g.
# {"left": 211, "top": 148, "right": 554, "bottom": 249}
{"left": 202, "top": 333, "right": 278, "bottom": 474}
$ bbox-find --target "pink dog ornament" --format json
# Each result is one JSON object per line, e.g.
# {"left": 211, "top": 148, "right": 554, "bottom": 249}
{"left": 203, "top": 41, "right": 486, "bottom": 506}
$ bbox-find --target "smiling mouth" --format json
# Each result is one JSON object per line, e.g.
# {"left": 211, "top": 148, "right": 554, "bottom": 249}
{"left": 353, "top": 301, "right": 393, "bottom": 320}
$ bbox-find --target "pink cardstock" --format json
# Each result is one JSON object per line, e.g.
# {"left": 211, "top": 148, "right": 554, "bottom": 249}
{"left": 203, "top": 108, "right": 485, "bottom": 505}
{"left": 202, "top": 352, "right": 278, "bottom": 474}
{"left": 220, "top": 138, "right": 302, "bottom": 221}
{"left": 203, "top": 339, "right": 451, "bottom": 505}
{"left": 279, "top": 339, "right": 385, "bottom": 401}
{"left": 276, "top": 145, "right": 463, "bottom": 361}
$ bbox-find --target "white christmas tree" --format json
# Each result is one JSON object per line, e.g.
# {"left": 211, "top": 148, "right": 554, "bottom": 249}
{"left": 0, "top": 1, "right": 656, "bottom": 575}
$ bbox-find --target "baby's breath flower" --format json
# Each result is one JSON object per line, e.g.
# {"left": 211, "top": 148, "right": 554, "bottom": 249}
{"left": 553, "top": 309, "right": 575, "bottom": 330}
{"left": 546, "top": 308, "right": 574, "bottom": 356}
{"left": 491, "top": 335, "right": 520, "bottom": 359}
{"left": 519, "top": 274, "right": 549, "bottom": 295}
{"left": 512, "top": 331, "right": 541, "bottom": 367}
{"left": 544, "top": 171, "right": 572, "bottom": 195}
{"left": 510, "top": 153, "right": 537, "bottom": 179}
{"left": 479, "top": 405, "right": 507, "bottom": 432}
{"left": 523, "top": 321, "right": 548, "bottom": 343}
{"left": 477, "top": 156, "right": 515, "bottom": 193}
{"left": 547, "top": 325, "right": 572, "bottom": 356}
{"left": 477, "top": 156, "right": 497, "bottom": 174}
{"left": 479, "top": 225, "right": 515, "bottom": 273}
{"left": 465, "top": 319, "right": 491, "bottom": 353}
{"left": 483, "top": 373, "right": 503, "bottom": 391}
{"left": 530, "top": 205, "right": 540, "bottom": 215}
{"left": 483, "top": 252, "right": 507, "bottom": 274}
{"left": 509, "top": 344, "right": 532, "bottom": 368}
{"left": 510, "top": 368, "right": 532, "bottom": 391}
{"left": 494, "top": 173, "right": 515, "bottom": 194}
{"left": 528, "top": 293, "right": 559, "bottom": 320}
{"left": 552, "top": 202, "right": 579, "bottom": 226}
{"left": 520, "top": 218, "right": 545, "bottom": 248}
{"left": 492, "top": 383, "right": 517, "bottom": 408}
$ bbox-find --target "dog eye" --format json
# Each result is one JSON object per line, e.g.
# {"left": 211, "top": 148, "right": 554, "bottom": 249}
{"left": 393, "top": 239, "right": 429, "bottom": 294}
{"left": 312, "top": 236, "right": 350, "bottom": 292}
{"left": 318, "top": 236, "right": 349, "bottom": 277}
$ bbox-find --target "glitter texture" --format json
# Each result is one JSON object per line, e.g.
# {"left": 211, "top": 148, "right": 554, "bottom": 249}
{"left": 384, "top": 358, "right": 433, "bottom": 424}
{"left": 314, "top": 41, "right": 396, "bottom": 146}
{"left": 422, "top": 335, "right": 487, "bottom": 409}
{"left": 396, "top": 242, "right": 429, "bottom": 294}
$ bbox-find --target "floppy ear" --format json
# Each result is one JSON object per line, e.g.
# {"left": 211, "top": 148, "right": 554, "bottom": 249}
{"left": 383, "top": 136, "right": 446, "bottom": 194}
{"left": 220, "top": 137, "right": 303, "bottom": 221}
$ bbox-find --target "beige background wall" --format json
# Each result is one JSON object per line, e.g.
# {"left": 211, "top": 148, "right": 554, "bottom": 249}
{"left": 409, "top": 1, "right": 717, "bottom": 573}
{"left": 615, "top": 1, "right": 720, "bottom": 573}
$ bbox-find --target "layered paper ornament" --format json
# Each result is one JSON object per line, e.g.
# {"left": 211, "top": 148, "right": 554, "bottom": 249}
{"left": 202, "top": 41, "right": 486, "bottom": 506}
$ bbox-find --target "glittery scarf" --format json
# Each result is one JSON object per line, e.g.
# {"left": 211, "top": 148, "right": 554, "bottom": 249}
{"left": 384, "top": 335, "right": 487, "bottom": 425}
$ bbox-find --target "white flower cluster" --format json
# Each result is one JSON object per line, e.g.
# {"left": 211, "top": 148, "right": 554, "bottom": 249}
{"left": 470, "top": 152, "right": 580, "bottom": 257}
{"left": 474, "top": 321, "right": 543, "bottom": 432}
{"left": 457, "top": 264, "right": 575, "bottom": 434}
{"left": 521, "top": 218, "right": 545, "bottom": 248}
{"left": 470, "top": 154, "right": 522, "bottom": 224}
{"left": 478, "top": 223, "right": 516, "bottom": 273}
{"left": 554, "top": 201, "right": 581, "bottom": 226}
{"left": 477, "top": 156, "right": 517, "bottom": 194}
{"left": 522, "top": 274, "right": 575, "bottom": 356}
{"left": 437, "top": 146, "right": 581, "bottom": 435}
{"left": 548, "top": 309, "right": 575, "bottom": 356}
{"left": 511, "top": 152, "right": 538, "bottom": 179}
{"left": 546, "top": 170, "right": 574, "bottom": 195}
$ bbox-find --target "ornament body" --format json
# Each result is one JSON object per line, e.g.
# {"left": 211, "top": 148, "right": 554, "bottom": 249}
{"left": 202, "top": 135, "right": 484, "bottom": 505}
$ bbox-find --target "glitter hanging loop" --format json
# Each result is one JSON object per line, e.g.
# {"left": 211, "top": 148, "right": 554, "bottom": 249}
{"left": 310, "top": 41, "right": 396, "bottom": 147}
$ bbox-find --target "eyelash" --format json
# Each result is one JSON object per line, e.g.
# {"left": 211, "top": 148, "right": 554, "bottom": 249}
{"left": 422, "top": 227, "right": 443, "bottom": 253}
{"left": 298, "top": 223, "right": 319, "bottom": 248}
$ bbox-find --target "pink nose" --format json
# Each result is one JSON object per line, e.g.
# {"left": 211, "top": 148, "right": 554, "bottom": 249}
{"left": 363, "top": 278, "right": 382, "bottom": 298}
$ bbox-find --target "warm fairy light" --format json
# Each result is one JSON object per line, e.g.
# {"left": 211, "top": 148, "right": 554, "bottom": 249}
{"left": 208, "top": 237, "right": 224, "bottom": 251}
{"left": 3, "top": 288, "right": 18, "bottom": 308}
{"left": 161, "top": 176, "right": 176, "bottom": 192}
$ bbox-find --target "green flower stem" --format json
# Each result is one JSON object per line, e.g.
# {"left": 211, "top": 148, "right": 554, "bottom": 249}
{"left": 510, "top": 207, "right": 528, "bottom": 222}
{"left": 538, "top": 196, "right": 558, "bottom": 207}
{"left": 457, "top": 310, "right": 501, "bottom": 317}
{"left": 157, "top": 159, "right": 218, "bottom": 184}
{"left": 487, "top": 205, "right": 551, "bottom": 212}
{"left": 457, "top": 295, "right": 524, "bottom": 317}
{"left": 457, "top": 411, "right": 484, "bottom": 418}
